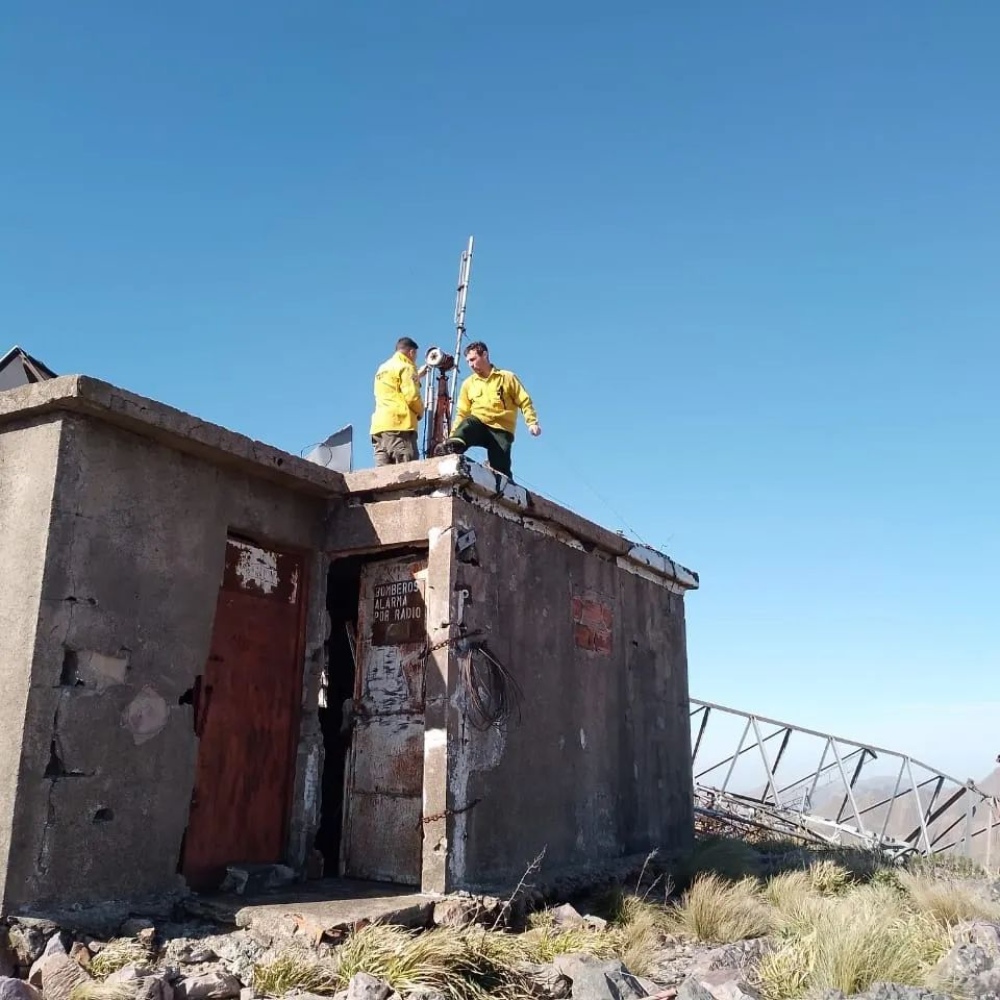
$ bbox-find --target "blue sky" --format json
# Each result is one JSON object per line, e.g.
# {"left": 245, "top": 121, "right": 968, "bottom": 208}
{"left": 2, "top": 2, "right": 997, "bottom": 780}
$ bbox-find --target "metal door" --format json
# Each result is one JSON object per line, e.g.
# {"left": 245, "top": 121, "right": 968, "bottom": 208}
{"left": 341, "top": 555, "right": 428, "bottom": 884}
{"left": 181, "top": 538, "right": 306, "bottom": 890}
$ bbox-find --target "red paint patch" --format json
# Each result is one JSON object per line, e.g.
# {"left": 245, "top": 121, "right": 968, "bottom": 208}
{"left": 572, "top": 592, "right": 614, "bottom": 656}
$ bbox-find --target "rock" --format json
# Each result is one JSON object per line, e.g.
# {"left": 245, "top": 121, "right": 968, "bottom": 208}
{"left": 858, "top": 985, "right": 950, "bottom": 1000}
{"left": 553, "top": 953, "right": 648, "bottom": 1000}
{"left": 107, "top": 964, "right": 156, "bottom": 984}
{"left": 520, "top": 963, "right": 571, "bottom": 998}
{"left": 0, "top": 979, "right": 42, "bottom": 1000}
{"left": 218, "top": 865, "right": 296, "bottom": 896}
{"left": 345, "top": 973, "right": 392, "bottom": 1000}
{"left": 958, "top": 967, "right": 1000, "bottom": 999}
{"left": 174, "top": 972, "right": 242, "bottom": 1000}
{"left": 685, "top": 970, "right": 760, "bottom": 1000}
{"left": 177, "top": 947, "right": 218, "bottom": 966}
{"left": 70, "top": 943, "right": 92, "bottom": 970}
{"left": 39, "top": 953, "right": 92, "bottom": 1000}
{"left": 431, "top": 896, "right": 502, "bottom": 929}
{"left": 239, "top": 989, "right": 254, "bottom": 1000}
{"left": 934, "top": 942, "right": 994, "bottom": 986}
{"left": 0, "top": 933, "right": 13, "bottom": 980}
{"left": 44, "top": 934, "right": 69, "bottom": 959}
{"left": 548, "top": 904, "right": 607, "bottom": 931}
{"left": 677, "top": 981, "right": 714, "bottom": 1000}
{"left": 120, "top": 920, "right": 156, "bottom": 940}
{"left": 690, "top": 940, "right": 773, "bottom": 977}
{"left": 29, "top": 935, "right": 73, "bottom": 987}
{"left": 160, "top": 934, "right": 262, "bottom": 989}
{"left": 551, "top": 904, "right": 586, "bottom": 926}
{"left": 135, "top": 975, "right": 176, "bottom": 1000}
{"left": 7, "top": 921, "right": 59, "bottom": 965}
{"left": 958, "top": 922, "right": 1000, "bottom": 958}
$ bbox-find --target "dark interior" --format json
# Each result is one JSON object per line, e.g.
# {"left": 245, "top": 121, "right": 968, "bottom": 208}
{"left": 314, "top": 555, "right": 365, "bottom": 876}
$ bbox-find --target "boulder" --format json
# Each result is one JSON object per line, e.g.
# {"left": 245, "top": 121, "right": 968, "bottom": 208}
{"left": 174, "top": 972, "right": 241, "bottom": 1000}
{"left": 0, "top": 979, "right": 42, "bottom": 1000}
{"left": 553, "top": 953, "right": 649, "bottom": 1000}
{"left": 680, "top": 970, "right": 760, "bottom": 1000}
{"left": 7, "top": 921, "right": 59, "bottom": 966}
{"left": 345, "top": 973, "right": 392, "bottom": 1000}
{"left": 39, "top": 953, "right": 91, "bottom": 1000}
{"left": 107, "top": 965, "right": 156, "bottom": 984}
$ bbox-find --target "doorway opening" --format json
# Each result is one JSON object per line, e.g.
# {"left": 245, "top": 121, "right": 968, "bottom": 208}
{"left": 314, "top": 555, "right": 364, "bottom": 877}
{"left": 315, "top": 548, "right": 429, "bottom": 886}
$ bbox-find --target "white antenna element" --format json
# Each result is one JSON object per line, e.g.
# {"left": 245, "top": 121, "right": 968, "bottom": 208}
{"left": 448, "top": 236, "right": 474, "bottom": 423}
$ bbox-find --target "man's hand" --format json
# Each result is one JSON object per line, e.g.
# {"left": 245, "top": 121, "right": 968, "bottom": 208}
{"left": 529, "top": 424, "right": 542, "bottom": 437}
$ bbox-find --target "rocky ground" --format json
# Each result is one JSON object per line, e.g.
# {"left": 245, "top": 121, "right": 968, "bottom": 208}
{"left": 2, "top": 854, "right": 999, "bottom": 1000}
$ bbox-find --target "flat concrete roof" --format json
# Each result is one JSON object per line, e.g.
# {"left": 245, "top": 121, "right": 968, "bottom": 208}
{"left": 0, "top": 374, "right": 348, "bottom": 498}
{"left": 345, "top": 455, "right": 700, "bottom": 591}
{"left": 0, "top": 375, "right": 698, "bottom": 590}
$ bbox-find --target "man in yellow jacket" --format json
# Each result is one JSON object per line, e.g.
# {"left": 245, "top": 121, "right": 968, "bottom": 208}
{"left": 441, "top": 341, "right": 541, "bottom": 479}
{"left": 370, "top": 337, "right": 424, "bottom": 465}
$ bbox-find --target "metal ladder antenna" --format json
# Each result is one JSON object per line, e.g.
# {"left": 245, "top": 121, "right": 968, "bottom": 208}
{"left": 448, "top": 236, "right": 474, "bottom": 423}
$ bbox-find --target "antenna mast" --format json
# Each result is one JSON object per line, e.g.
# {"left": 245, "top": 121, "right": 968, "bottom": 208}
{"left": 418, "top": 236, "right": 476, "bottom": 459}
{"left": 449, "top": 236, "right": 474, "bottom": 420}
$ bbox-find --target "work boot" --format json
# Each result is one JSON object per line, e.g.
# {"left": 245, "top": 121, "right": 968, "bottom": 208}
{"left": 435, "top": 439, "right": 466, "bottom": 457}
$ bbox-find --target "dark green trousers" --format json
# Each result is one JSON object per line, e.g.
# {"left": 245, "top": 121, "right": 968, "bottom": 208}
{"left": 446, "top": 416, "right": 514, "bottom": 477}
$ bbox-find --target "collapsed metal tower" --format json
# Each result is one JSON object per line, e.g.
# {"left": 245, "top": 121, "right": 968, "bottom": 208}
{"left": 690, "top": 699, "right": 1000, "bottom": 866}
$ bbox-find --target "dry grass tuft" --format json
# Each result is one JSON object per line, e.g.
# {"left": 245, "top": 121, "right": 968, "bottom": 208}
{"left": 758, "top": 884, "right": 950, "bottom": 1000}
{"left": 70, "top": 983, "right": 136, "bottom": 1000}
{"left": 898, "top": 871, "right": 1000, "bottom": 926}
{"left": 607, "top": 895, "right": 667, "bottom": 977}
{"left": 664, "top": 874, "right": 772, "bottom": 943}
{"left": 807, "top": 859, "right": 853, "bottom": 895}
{"left": 252, "top": 953, "right": 340, "bottom": 997}
{"left": 87, "top": 939, "right": 151, "bottom": 980}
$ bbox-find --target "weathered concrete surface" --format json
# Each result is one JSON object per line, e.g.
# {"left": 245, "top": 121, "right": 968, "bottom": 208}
{"left": 185, "top": 879, "right": 434, "bottom": 940}
{"left": 0, "top": 420, "right": 62, "bottom": 914}
{"left": 0, "top": 376, "right": 347, "bottom": 499}
{"left": 0, "top": 384, "right": 338, "bottom": 913}
{"left": 327, "top": 459, "right": 696, "bottom": 895}
{"left": 444, "top": 494, "right": 695, "bottom": 891}
{"left": 340, "top": 454, "right": 698, "bottom": 591}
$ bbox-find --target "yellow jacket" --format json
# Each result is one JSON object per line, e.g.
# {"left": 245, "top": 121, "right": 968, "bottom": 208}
{"left": 456, "top": 367, "right": 538, "bottom": 435}
{"left": 370, "top": 352, "right": 424, "bottom": 434}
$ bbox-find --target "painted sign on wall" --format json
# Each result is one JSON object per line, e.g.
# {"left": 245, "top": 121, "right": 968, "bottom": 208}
{"left": 372, "top": 577, "right": 425, "bottom": 646}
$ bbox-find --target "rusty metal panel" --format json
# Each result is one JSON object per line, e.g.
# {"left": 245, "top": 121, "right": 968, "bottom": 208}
{"left": 351, "top": 718, "right": 425, "bottom": 797}
{"left": 222, "top": 537, "right": 301, "bottom": 604}
{"left": 343, "top": 555, "right": 427, "bottom": 885}
{"left": 181, "top": 538, "right": 306, "bottom": 891}
{"left": 355, "top": 557, "right": 428, "bottom": 714}
{"left": 341, "top": 790, "right": 423, "bottom": 884}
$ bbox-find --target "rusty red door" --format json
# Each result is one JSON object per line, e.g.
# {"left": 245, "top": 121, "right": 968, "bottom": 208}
{"left": 342, "top": 556, "right": 427, "bottom": 885}
{"left": 182, "top": 537, "right": 307, "bottom": 891}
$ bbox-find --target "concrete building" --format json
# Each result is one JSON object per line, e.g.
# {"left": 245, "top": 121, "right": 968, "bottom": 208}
{"left": 0, "top": 374, "right": 698, "bottom": 916}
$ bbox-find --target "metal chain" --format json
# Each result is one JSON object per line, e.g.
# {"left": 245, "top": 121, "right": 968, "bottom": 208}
{"left": 422, "top": 628, "right": 486, "bottom": 657}
{"left": 421, "top": 797, "right": 481, "bottom": 826}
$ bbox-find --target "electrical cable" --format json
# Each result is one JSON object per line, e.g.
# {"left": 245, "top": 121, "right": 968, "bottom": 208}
{"left": 459, "top": 639, "right": 524, "bottom": 731}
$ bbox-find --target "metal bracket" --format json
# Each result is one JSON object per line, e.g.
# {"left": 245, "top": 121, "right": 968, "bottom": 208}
{"left": 456, "top": 528, "right": 477, "bottom": 555}
{"left": 455, "top": 587, "right": 471, "bottom": 625}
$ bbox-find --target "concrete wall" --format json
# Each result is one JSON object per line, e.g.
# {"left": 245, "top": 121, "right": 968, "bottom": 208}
{"left": 0, "top": 419, "right": 62, "bottom": 914}
{"left": 326, "top": 492, "right": 458, "bottom": 894}
{"left": 3, "top": 411, "right": 330, "bottom": 911}
{"left": 445, "top": 496, "right": 694, "bottom": 891}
